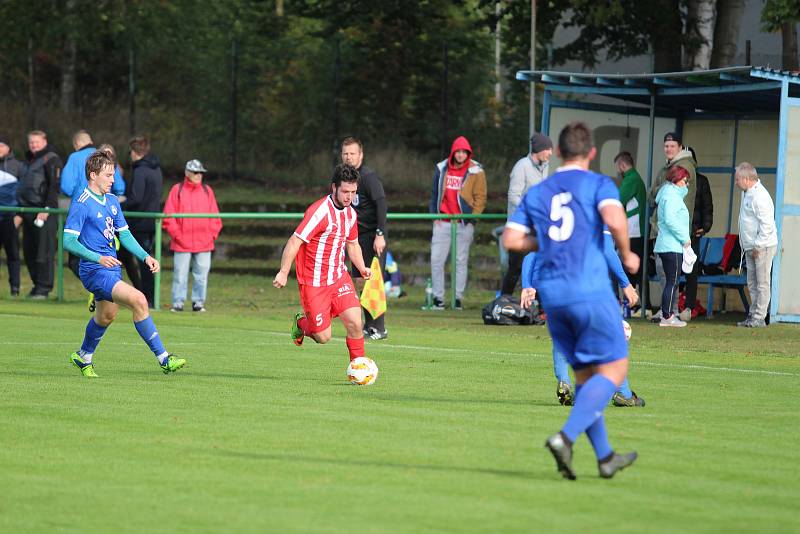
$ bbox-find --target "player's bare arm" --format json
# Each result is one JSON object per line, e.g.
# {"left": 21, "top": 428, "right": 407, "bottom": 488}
{"left": 502, "top": 226, "right": 539, "bottom": 253}
{"left": 346, "top": 240, "right": 371, "bottom": 279}
{"left": 600, "top": 204, "right": 640, "bottom": 274}
{"left": 273, "top": 235, "right": 303, "bottom": 288}
{"left": 144, "top": 256, "right": 160, "bottom": 273}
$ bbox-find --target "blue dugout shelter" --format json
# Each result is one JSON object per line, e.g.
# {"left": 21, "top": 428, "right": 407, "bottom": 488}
{"left": 515, "top": 66, "right": 800, "bottom": 323}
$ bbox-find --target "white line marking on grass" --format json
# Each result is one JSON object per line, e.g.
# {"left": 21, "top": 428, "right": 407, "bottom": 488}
{"left": 632, "top": 361, "right": 796, "bottom": 377}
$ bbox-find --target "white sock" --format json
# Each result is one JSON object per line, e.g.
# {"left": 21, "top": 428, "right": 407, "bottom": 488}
{"left": 79, "top": 351, "right": 93, "bottom": 364}
{"left": 157, "top": 352, "right": 169, "bottom": 365}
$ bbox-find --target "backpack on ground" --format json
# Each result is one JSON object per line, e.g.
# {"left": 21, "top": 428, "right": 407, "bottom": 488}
{"left": 481, "top": 294, "right": 540, "bottom": 326}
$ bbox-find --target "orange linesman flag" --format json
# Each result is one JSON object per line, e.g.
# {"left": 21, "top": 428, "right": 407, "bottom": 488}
{"left": 360, "top": 256, "right": 387, "bottom": 318}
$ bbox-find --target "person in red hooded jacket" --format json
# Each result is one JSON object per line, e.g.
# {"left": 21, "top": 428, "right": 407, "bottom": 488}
{"left": 428, "top": 136, "right": 487, "bottom": 310}
{"left": 162, "top": 159, "right": 222, "bottom": 312}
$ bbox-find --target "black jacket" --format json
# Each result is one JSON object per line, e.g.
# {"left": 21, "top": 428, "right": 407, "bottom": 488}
{"left": 353, "top": 164, "right": 387, "bottom": 235}
{"left": 19, "top": 145, "right": 62, "bottom": 209}
{"left": 123, "top": 153, "right": 163, "bottom": 233}
{"left": 693, "top": 172, "right": 713, "bottom": 234}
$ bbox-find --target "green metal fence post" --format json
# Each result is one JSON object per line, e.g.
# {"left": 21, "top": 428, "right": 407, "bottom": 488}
{"left": 450, "top": 218, "right": 457, "bottom": 309}
{"left": 153, "top": 218, "right": 162, "bottom": 310}
{"left": 57, "top": 212, "right": 64, "bottom": 302}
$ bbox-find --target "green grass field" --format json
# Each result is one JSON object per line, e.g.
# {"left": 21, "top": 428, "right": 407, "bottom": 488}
{"left": 1, "top": 274, "right": 799, "bottom": 533}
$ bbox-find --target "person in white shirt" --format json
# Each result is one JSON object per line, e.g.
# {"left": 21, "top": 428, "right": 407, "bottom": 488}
{"left": 735, "top": 162, "right": 778, "bottom": 328}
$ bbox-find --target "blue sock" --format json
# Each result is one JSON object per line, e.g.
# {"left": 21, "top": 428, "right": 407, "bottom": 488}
{"left": 617, "top": 377, "right": 633, "bottom": 398}
{"left": 561, "top": 374, "right": 617, "bottom": 443}
{"left": 553, "top": 349, "right": 571, "bottom": 384}
{"left": 80, "top": 317, "right": 107, "bottom": 358}
{"left": 585, "top": 416, "right": 613, "bottom": 461}
{"left": 134, "top": 316, "right": 168, "bottom": 363}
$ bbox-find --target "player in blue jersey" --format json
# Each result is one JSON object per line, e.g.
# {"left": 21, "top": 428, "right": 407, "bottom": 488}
{"left": 520, "top": 230, "right": 645, "bottom": 407}
{"left": 503, "top": 122, "right": 640, "bottom": 480}
{"left": 63, "top": 151, "right": 185, "bottom": 378}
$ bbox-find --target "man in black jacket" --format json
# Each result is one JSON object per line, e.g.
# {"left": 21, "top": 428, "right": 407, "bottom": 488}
{"left": 17, "top": 130, "right": 63, "bottom": 299}
{"left": 121, "top": 135, "right": 163, "bottom": 307}
{"left": 680, "top": 147, "right": 714, "bottom": 321}
{"left": 341, "top": 137, "right": 389, "bottom": 340}
{"left": 0, "top": 139, "right": 24, "bottom": 296}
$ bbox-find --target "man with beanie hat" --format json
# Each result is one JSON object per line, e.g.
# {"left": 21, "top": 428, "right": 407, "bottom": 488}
{"left": 428, "top": 136, "right": 487, "bottom": 310}
{"left": 501, "top": 133, "right": 552, "bottom": 297}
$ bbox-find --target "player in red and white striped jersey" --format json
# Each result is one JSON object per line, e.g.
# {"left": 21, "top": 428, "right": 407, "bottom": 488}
{"left": 273, "top": 164, "right": 372, "bottom": 361}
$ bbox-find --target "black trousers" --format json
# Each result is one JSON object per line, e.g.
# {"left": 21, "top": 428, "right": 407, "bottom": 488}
{"left": 682, "top": 236, "right": 702, "bottom": 309}
{"left": 0, "top": 216, "right": 21, "bottom": 291}
{"left": 627, "top": 237, "right": 644, "bottom": 289}
{"left": 353, "top": 231, "right": 387, "bottom": 332}
{"left": 500, "top": 250, "right": 525, "bottom": 296}
{"left": 117, "top": 230, "right": 154, "bottom": 306}
{"left": 21, "top": 212, "right": 57, "bottom": 294}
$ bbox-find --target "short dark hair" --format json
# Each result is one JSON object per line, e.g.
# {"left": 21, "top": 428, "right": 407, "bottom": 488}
{"left": 86, "top": 151, "right": 115, "bottom": 179}
{"left": 129, "top": 135, "right": 150, "bottom": 156}
{"left": 614, "top": 151, "right": 634, "bottom": 167}
{"left": 341, "top": 136, "right": 363, "bottom": 151}
{"left": 331, "top": 163, "right": 360, "bottom": 187}
{"left": 558, "top": 122, "right": 593, "bottom": 160}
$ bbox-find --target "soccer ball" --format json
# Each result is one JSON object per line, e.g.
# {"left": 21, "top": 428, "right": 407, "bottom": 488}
{"left": 622, "top": 320, "right": 632, "bottom": 341}
{"left": 347, "top": 357, "right": 379, "bottom": 386}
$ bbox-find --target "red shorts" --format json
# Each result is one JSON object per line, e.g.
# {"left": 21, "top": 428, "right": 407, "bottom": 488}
{"left": 299, "top": 274, "right": 360, "bottom": 333}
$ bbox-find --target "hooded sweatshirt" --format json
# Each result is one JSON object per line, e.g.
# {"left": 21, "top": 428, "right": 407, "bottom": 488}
{"left": 649, "top": 148, "right": 696, "bottom": 239}
{"left": 429, "top": 136, "right": 487, "bottom": 223}
{"left": 654, "top": 182, "right": 690, "bottom": 254}
{"left": 122, "top": 153, "right": 163, "bottom": 233}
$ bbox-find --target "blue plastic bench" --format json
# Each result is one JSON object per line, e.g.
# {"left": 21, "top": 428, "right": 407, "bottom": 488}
{"left": 696, "top": 237, "right": 749, "bottom": 318}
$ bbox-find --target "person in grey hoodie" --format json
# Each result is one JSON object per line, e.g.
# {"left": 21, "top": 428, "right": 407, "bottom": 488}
{"left": 654, "top": 166, "right": 691, "bottom": 327}
{"left": 0, "top": 139, "right": 24, "bottom": 295}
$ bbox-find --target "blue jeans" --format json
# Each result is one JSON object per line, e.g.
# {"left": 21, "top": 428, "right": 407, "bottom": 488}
{"left": 658, "top": 252, "right": 682, "bottom": 319}
{"left": 172, "top": 251, "right": 211, "bottom": 306}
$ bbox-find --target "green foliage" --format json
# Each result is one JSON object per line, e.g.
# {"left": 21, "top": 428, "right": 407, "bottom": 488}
{"left": 761, "top": 0, "right": 800, "bottom": 32}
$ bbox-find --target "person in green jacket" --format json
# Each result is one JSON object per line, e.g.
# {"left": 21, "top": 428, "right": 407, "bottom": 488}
{"left": 615, "top": 151, "right": 646, "bottom": 291}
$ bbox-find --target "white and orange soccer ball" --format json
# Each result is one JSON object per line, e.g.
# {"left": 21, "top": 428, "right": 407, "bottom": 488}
{"left": 347, "top": 356, "right": 379, "bottom": 386}
{"left": 622, "top": 320, "right": 632, "bottom": 341}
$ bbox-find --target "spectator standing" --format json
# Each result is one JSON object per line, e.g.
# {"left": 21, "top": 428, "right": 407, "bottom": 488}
{"left": 680, "top": 147, "right": 714, "bottom": 321}
{"left": 0, "top": 139, "right": 24, "bottom": 296}
{"left": 500, "top": 133, "right": 552, "bottom": 297}
{"left": 649, "top": 132, "right": 696, "bottom": 319}
{"left": 428, "top": 136, "right": 487, "bottom": 310}
{"left": 340, "top": 137, "right": 389, "bottom": 340}
{"left": 614, "top": 151, "right": 646, "bottom": 292}
{"left": 735, "top": 163, "right": 777, "bottom": 328}
{"left": 121, "top": 136, "right": 163, "bottom": 308}
{"left": 654, "top": 166, "right": 692, "bottom": 327}
{"left": 61, "top": 131, "right": 127, "bottom": 279}
{"left": 162, "top": 159, "right": 222, "bottom": 312}
{"left": 17, "top": 130, "right": 62, "bottom": 299}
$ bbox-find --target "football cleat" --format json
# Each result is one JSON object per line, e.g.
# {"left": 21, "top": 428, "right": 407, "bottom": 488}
{"left": 598, "top": 451, "right": 638, "bottom": 479}
{"left": 70, "top": 352, "right": 99, "bottom": 378}
{"left": 611, "top": 391, "right": 646, "bottom": 407}
{"left": 557, "top": 380, "right": 574, "bottom": 406}
{"left": 160, "top": 354, "right": 186, "bottom": 374}
{"left": 291, "top": 312, "right": 305, "bottom": 346}
{"left": 545, "top": 433, "right": 576, "bottom": 480}
{"left": 365, "top": 327, "right": 388, "bottom": 340}
{"left": 87, "top": 293, "right": 96, "bottom": 313}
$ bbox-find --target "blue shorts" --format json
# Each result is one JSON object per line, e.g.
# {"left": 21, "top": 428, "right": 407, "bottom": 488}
{"left": 545, "top": 297, "right": 627, "bottom": 370}
{"left": 79, "top": 263, "right": 123, "bottom": 302}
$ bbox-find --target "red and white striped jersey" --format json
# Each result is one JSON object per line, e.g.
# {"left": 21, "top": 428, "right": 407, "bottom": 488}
{"left": 294, "top": 195, "right": 359, "bottom": 287}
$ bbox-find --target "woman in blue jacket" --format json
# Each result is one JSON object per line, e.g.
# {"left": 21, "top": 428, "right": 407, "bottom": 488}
{"left": 654, "top": 166, "right": 691, "bottom": 327}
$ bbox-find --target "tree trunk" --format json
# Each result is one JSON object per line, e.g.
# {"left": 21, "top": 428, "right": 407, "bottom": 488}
{"left": 651, "top": 0, "right": 683, "bottom": 72}
{"left": 686, "top": 0, "right": 717, "bottom": 70}
{"left": 28, "top": 35, "right": 36, "bottom": 129}
{"left": 781, "top": 22, "right": 799, "bottom": 70}
{"left": 60, "top": 36, "right": 77, "bottom": 113}
{"left": 710, "top": 0, "right": 746, "bottom": 68}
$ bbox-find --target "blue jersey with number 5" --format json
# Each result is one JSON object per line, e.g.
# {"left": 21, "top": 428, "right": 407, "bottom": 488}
{"left": 507, "top": 167, "right": 622, "bottom": 307}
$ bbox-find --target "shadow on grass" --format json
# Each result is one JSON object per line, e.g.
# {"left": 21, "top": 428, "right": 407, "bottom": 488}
{"left": 369, "top": 393, "right": 554, "bottom": 408}
{"left": 214, "top": 448, "right": 540, "bottom": 480}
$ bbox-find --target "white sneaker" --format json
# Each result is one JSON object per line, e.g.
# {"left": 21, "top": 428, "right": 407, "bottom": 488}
{"left": 660, "top": 314, "right": 687, "bottom": 327}
{"left": 650, "top": 309, "right": 663, "bottom": 322}
{"left": 678, "top": 308, "right": 692, "bottom": 322}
